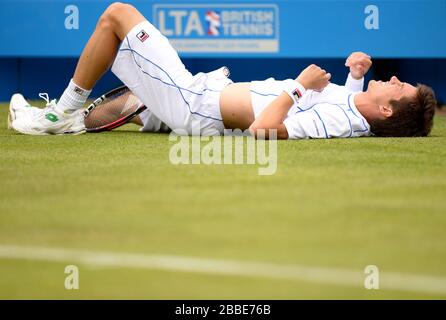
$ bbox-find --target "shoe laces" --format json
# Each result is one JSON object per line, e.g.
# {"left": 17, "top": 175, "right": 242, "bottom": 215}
{"left": 38, "top": 93, "right": 57, "bottom": 109}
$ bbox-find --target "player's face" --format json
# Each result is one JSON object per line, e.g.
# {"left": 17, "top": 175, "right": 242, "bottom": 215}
{"left": 366, "top": 76, "right": 417, "bottom": 107}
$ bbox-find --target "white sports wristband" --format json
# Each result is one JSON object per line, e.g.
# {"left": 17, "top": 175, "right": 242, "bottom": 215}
{"left": 283, "top": 80, "right": 307, "bottom": 104}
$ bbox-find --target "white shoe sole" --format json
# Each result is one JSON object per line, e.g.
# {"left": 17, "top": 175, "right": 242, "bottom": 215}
{"left": 11, "top": 121, "right": 86, "bottom": 136}
{"left": 11, "top": 118, "right": 86, "bottom": 136}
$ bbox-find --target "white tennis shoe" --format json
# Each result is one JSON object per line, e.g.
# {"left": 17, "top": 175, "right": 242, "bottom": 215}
{"left": 10, "top": 93, "right": 85, "bottom": 135}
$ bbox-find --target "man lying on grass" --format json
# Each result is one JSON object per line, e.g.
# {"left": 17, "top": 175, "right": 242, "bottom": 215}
{"left": 9, "top": 2, "right": 437, "bottom": 139}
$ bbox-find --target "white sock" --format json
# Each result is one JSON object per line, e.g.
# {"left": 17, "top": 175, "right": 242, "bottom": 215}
{"left": 55, "top": 79, "right": 92, "bottom": 114}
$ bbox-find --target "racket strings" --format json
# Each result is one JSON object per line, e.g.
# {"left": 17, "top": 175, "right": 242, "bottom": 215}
{"left": 84, "top": 91, "right": 142, "bottom": 129}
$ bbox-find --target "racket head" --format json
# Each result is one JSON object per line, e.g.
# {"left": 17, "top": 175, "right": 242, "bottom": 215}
{"left": 84, "top": 86, "right": 147, "bottom": 133}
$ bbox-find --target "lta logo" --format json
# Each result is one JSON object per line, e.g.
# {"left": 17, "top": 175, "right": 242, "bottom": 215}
{"left": 205, "top": 11, "right": 221, "bottom": 36}
{"left": 153, "top": 4, "right": 279, "bottom": 53}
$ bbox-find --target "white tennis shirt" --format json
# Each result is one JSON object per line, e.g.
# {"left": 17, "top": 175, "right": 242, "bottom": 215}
{"left": 250, "top": 74, "right": 372, "bottom": 139}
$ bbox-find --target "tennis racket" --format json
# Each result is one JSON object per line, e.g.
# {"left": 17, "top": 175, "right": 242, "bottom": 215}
{"left": 83, "top": 85, "right": 147, "bottom": 133}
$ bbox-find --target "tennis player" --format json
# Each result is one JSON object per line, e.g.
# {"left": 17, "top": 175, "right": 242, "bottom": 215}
{"left": 10, "top": 2, "right": 437, "bottom": 139}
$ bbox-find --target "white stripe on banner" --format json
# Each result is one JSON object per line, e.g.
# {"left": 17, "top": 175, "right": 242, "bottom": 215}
{"left": 0, "top": 245, "right": 445, "bottom": 295}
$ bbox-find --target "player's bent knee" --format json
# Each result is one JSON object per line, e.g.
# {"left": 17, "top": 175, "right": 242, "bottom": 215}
{"left": 105, "top": 2, "right": 136, "bottom": 25}
{"left": 102, "top": 2, "right": 144, "bottom": 39}
{"left": 97, "top": 3, "right": 124, "bottom": 30}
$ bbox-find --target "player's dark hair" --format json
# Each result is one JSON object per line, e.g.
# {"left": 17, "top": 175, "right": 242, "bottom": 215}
{"left": 369, "top": 84, "right": 437, "bottom": 137}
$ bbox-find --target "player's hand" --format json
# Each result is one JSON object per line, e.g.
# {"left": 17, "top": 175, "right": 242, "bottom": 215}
{"left": 296, "top": 64, "right": 331, "bottom": 91}
{"left": 345, "top": 52, "right": 372, "bottom": 80}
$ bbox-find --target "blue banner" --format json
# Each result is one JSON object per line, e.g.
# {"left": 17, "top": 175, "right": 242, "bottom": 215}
{"left": 153, "top": 3, "right": 279, "bottom": 53}
{"left": 0, "top": 0, "right": 445, "bottom": 58}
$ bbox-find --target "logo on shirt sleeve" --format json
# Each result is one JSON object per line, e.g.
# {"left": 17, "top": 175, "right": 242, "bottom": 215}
{"left": 292, "top": 88, "right": 303, "bottom": 100}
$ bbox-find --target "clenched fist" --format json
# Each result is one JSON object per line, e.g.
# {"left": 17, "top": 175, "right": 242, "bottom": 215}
{"left": 296, "top": 64, "right": 331, "bottom": 91}
{"left": 345, "top": 52, "right": 372, "bottom": 80}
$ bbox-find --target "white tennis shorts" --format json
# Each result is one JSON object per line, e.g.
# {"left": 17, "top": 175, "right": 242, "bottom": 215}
{"left": 111, "top": 21, "right": 232, "bottom": 136}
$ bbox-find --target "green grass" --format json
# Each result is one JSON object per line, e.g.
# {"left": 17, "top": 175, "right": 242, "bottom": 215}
{"left": 1, "top": 101, "right": 446, "bottom": 299}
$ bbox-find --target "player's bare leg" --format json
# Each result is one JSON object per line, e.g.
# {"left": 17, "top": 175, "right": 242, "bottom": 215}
{"left": 73, "top": 3, "right": 145, "bottom": 91}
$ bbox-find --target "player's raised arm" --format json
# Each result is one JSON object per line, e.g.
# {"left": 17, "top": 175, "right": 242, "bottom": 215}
{"left": 249, "top": 64, "right": 331, "bottom": 139}
{"left": 344, "top": 52, "right": 372, "bottom": 92}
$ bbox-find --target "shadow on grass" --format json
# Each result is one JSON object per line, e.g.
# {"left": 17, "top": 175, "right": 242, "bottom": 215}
{"left": 91, "top": 130, "right": 170, "bottom": 136}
